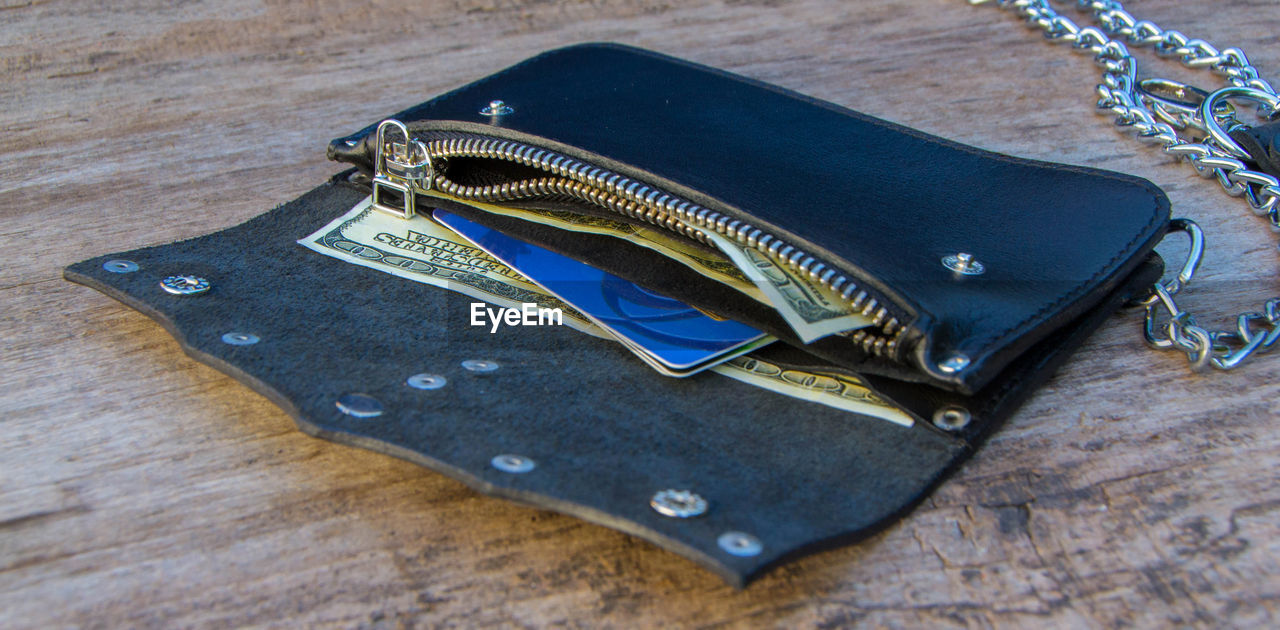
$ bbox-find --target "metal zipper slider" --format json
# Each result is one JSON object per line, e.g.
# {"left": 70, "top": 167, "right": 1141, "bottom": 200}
{"left": 372, "top": 119, "right": 432, "bottom": 219}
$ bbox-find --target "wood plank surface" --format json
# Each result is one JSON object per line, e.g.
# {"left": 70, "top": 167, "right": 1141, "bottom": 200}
{"left": 2, "top": 0, "right": 1278, "bottom": 627}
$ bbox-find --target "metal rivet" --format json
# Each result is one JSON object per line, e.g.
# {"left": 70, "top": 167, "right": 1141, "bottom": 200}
{"left": 406, "top": 373, "right": 447, "bottom": 390}
{"left": 480, "top": 100, "right": 514, "bottom": 116}
{"left": 650, "top": 489, "right": 708, "bottom": 518}
{"left": 221, "top": 332, "right": 259, "bottom": 346}
{"left": 491, "top": 454, "right": 535, "bottom": 473}
{"left": 103, "top": 260, "right": 138, "bottom": 273}
{"left": 932, "top": 405, "right": 972, "bottom": 431}
{"left": 335, "top": 393, "right": 384, "bottom": 418}
{"left": 942, "top": 252, "right": 985, "bottom": 275}
{"left": 462, "top": 359, "right": 499, "bottom": 373}
{"left": 160, "top": 275, "right": 211, "bottom": 296}
{"left": 717, "top": 532, "right": 763, "bottom": 557}
{"left": 937, "top": 353, "right": 971, "bottom": 374}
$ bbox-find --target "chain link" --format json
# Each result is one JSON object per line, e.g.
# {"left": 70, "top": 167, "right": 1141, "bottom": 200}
{"left": 971, "top": 0, "right": 1280, "bottom": 370}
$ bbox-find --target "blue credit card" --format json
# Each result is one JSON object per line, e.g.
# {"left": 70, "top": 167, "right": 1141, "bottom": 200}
{"left": 433, "top": 209, "right": 771, "bottom": 375}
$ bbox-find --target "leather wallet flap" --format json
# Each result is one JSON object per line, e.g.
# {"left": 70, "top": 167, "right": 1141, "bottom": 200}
{"left": 64, "top": 177, "right": 1163, "bottom": 586}
{"left": 329, "top": 43, "right": 1171, "bottom": 393}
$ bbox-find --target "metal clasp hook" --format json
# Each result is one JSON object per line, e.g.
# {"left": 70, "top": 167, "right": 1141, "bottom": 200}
{"left": 1137, "top": 78, "right": 1236, "bottom": 133}
{"left": 1132, "top": 218, "right": 1204, "bottom": 308}
{"left": 1199, "top": 86, "right": 1280, "bottom": 161}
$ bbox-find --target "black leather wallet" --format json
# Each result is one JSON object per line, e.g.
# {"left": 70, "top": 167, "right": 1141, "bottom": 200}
{"left": 66, "top": 43, "right": 1169, "bottom": 586}
{"left": 331, "top": 43, "right": 1169, "bottom": 395}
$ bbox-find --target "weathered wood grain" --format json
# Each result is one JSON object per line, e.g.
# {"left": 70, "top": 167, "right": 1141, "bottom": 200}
{"left": 2, "top": 0, "right": 1278, "bottom": 627}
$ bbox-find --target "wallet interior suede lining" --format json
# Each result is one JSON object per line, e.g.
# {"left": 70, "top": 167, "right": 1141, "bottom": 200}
{"left": 63, "top": 172, "right": 1165, "bottom": 585}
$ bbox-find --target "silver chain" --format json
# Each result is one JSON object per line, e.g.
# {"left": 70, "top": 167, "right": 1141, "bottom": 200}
{"left": 972, "top": 0, "right": 1280, "bottom": 370}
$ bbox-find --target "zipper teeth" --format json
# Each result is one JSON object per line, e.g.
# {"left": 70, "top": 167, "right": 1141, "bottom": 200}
{"left": 420, "top": 133, "right": 906, "bottom": 355}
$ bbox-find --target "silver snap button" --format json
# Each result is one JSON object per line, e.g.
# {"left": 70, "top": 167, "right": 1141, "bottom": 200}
{"left": 462, "top": 359, "right": 499, "bottom": 373}
{"left": 650, "top": 489, "right": 708, "bottom": 519}
{"left": 221, "top": 332, "right": 259, "bottom": 346}
{"left": 937, "top": 353, "right": 971, "bottom": 374}
{"left": 480, "top": 100, "right": 513, "bottom": 116}
{"left": 942, "top": 252, "right": 985, "bottom": 275}
{"left": 717, "top": 531, "right": 763, "bottom": 557}
{"left": 406, "top": 373, "right": 447, "bottom": 390}
{"left": 103, "top": 260, "right": 139, "bottom": 273}
{"left": 335, "top": 393, "right": 384, "bottom": 418}
{"left": 160, "top": 275, "right": 211, "bottom": 296}
{"left": 932, "top": 405, "right": 972, "bottom": 431}
{"left": 491, "top": 454, "right": 535, "bottom": 474}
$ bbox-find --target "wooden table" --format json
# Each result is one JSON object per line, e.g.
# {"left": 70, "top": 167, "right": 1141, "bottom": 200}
{"left": 3, "top": 1, "right": 1277, "bottom": 626}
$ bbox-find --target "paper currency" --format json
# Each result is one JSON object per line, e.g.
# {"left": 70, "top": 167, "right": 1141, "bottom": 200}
{"left": 299, "top": 196, "right": 912, "bottom": 427}
{"left": 297, "top": 197, "right": 605, "bottom": 336}
{"left": 698, "top": 230, "right": 874, "bottom": 343}
{"left": 711, "top": 355, "right": 914, "bottom": 427}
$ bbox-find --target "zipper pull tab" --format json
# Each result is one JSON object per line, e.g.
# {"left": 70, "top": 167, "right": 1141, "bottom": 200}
{"left": 372, "top": 119, "right": 432, "bottom": 219}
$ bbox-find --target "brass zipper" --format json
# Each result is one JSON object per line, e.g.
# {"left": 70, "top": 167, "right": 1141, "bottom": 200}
{"left": 369, "top": 121, "right": 908, "bottom": 358}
